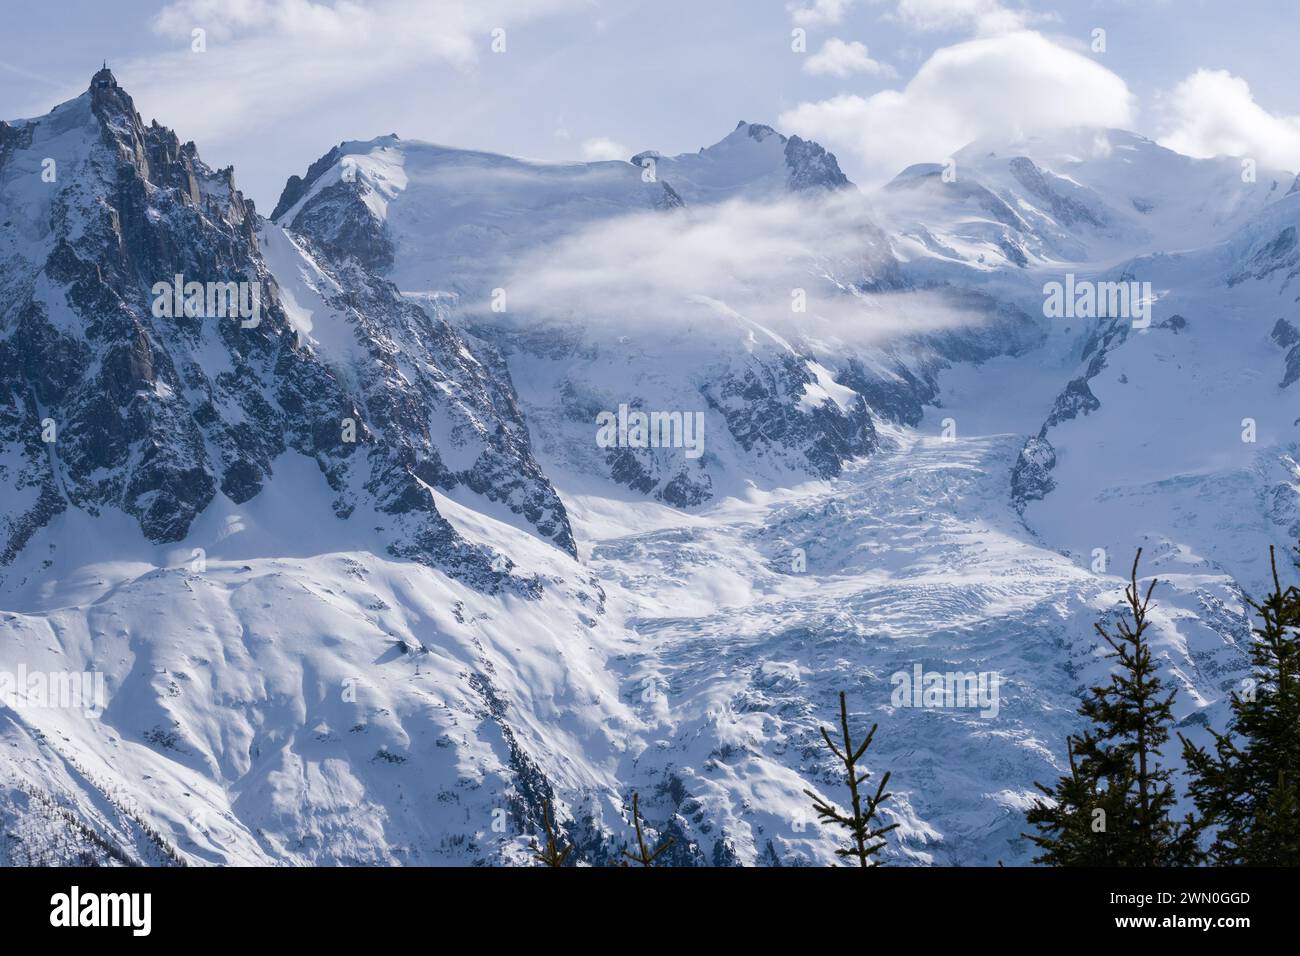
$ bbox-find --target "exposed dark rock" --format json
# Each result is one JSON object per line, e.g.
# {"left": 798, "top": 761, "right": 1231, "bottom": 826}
{"left": 1282, "top": 348, "right": 1300, "bottom": 389}
{"left": 784, "top": 135, "right": 851, "bottom": 192}
{"left": 0, "top": 71, "right": 568, "bottom": 593}
{"left": 1272, "top": 317, "right": 1300, "bottom": 349}
{"left": 1007, "top": 156, "right": 1108, "bottom": 229}
{"left": 1228, "top": 225, "right": 1298, "bottom": 286}
{"left": 281, "top": 178, "right": 394, "bottom": 272}
{"left": 1012, "top": 318, "right": 1129, "bottom": 509}
{"left": 1011, "top": 435, "right": 1057, "bottom": 508}
{"left": 270, "top": 143, "right": 343, "bottom": 221}
{"left": 704, "top": 353, "right": 878, "bottom": 481}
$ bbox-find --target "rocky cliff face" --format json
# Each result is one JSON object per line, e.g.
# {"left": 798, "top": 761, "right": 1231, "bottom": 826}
{"left": 262, "top": 225, "right": 576, "bottom": 559}
{"left": 0, "top": 71, "right": 572, "bottom": 591}
{"left": 1272, "top": 318, "right": 1300, "bottom": 389}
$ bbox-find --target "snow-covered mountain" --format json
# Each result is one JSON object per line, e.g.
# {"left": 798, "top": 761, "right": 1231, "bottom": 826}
{"left": 0, "top": 70, "right": 621, "bottom": 864}
{"left": 271, "top": 134, "right": 681, "bottom": 297}
{"left": 273, "top": 124, "right": 1037, "bottom": 508}
{"left": 1012, "top": 172, "right": 1300, "bottom": 597}
{"left": 629, "top": 120, "right": 852, "bottom": 203}
{"left": 880, "top": 127, "right": 1293, "bottom": 274}
{"left": 1, "top": 71, "right": 1295, "bottom": 866}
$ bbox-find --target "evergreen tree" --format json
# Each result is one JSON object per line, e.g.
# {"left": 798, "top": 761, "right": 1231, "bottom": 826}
{"left": 1181, "top": 545, "right": 1300, "bottom": 864}
{"left": 804, "top": 690, "right": 899, "bottom": 866}
{"left": 1027, "top": 549, "right": 1203, "bottom": 865}
{"left": 1026, "top": 737, "right": 1131, "bottom": 865}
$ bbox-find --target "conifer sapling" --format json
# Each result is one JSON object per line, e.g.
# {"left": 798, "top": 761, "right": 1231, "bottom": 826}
{"left": 804, "top": 690, "right": 900, "bottom": 867}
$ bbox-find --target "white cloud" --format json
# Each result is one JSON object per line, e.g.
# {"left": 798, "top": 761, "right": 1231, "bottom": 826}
{"left": 779, "top": 31, "right": 1135, "bottom": 184}
{"left": 471, "top": 193, "right": 983, "bottom": 347}
{"left": 117, "top": 0, "right": 586, "bottom": 143}
{"left": 579, "top": 137, "right": 631, "bottom": 162}
{"left": 787, "top": 0, "right": 856, "bottom": 28}
{"left": 890, "top": 0, "right": 1028, "bottom": 34}
{"left": 1157, "top": 69, "right": 1300, "bottom": 172}
{"left": 153, "top": 0, "right": 356, "bottom": 40}
{"left": 804, "top": 38, "right": 895, "bottom": 78}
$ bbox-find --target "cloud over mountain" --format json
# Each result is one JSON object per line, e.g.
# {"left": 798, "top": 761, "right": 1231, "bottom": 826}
{"left": 780, "top": 31, "right": 1134, "bottom": 184}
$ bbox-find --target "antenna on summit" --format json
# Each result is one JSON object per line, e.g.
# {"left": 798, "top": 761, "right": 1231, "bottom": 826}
{"left": 92, "top": 61, "right": 116, "bottom": 90}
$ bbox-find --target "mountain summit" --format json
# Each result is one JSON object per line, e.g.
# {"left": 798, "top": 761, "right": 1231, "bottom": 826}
{"left": 630, "top": 120, "right": 852, "bottom": 203}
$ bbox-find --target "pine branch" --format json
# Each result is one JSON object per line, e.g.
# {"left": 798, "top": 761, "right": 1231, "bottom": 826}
{"left": 620, "top": 792, "right": 674, "bottom": 866}
{"left": 529, "top": 799, "right": 572, "bottom": 868}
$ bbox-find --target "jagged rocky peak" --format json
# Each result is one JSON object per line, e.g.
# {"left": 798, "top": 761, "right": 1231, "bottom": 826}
{"left": 784, "top": 131, "right": 851, "bottom": 192}
{"left": 631, "top": 120, "right": 852, "bottom": 203}
{"left": 84, "top": 67, "right": 223, "bottom": 215}
{"left": 0, "top": 73, "right": 257, "bottom": 560}
{"left": 0, "top": 69, "right": 575, "bottom": 589}
{"left": 269, "top": 133, "right": 403, "bottom": 224}
{"left": 268, "top": 135, "right": 405, "bottom": 271}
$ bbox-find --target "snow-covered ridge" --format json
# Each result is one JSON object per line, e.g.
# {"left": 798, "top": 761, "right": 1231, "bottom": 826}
{"left": 273, "top": 135, "right": 680, "bottom": 293}
{"left": 273, "top": 120, "right": 853, "bottom": 295}
{"left": 272, "top": 121, "right": 1043, "bottom": 509}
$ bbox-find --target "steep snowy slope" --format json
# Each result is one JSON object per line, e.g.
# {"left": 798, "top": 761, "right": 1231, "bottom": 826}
{"left": 1014, "top": 187, "right": 1300, "bottom": 599}
{"left": 0, "top": 71, "right": 648, "bottom": 865}
{"left": 1, "top": 463, "right": 642, "bottom": 866}
{"left": 272, "top": 135, "right": 681, "bottom": 297}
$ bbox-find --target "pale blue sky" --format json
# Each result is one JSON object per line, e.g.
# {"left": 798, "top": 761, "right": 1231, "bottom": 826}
{"left": 4, "top": 0, "right": 1300, "bottom": 209}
